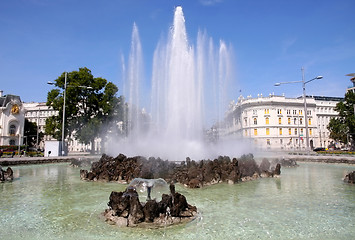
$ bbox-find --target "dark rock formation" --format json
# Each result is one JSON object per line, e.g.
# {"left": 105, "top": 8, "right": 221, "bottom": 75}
{"left": 104, "top": 183, "right": 197, "bottom": 227}
{"left": 81, "top": 153, "right": 281, "bottom": 188}
{"left": 344, "top": 171, "right": 355, "bottom": 184}
{"left": 0, "top": 166, "right": 13, "bottom": 182}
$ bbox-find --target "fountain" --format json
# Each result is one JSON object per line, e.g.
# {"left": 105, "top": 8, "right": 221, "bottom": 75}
{"left": 80, "top": 153, "right": 281, "bottom": 188}
{"left": 106, "top": 6, "right": 240, "bottom": 160}
{"left": 103, "top": 182, "right": 198, "bottom": 227}
{"left": 127, "top": 178, "right": 170, "bottom": 202}
{"left": 0, "top": 166, "right": 13, "bottom": 182}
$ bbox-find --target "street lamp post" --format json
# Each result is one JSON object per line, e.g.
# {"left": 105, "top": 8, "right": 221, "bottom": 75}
{"left": 61, "top": 72, "right": 67, "bottom": 156}
{"left": 275, "top": 68, "right": 323, "bottom": 151}
{"left": 36, "top": 106, "right": 40, "bottom": 150}
{"left": 48, "top": 72, "right": 92, "bottom": 156}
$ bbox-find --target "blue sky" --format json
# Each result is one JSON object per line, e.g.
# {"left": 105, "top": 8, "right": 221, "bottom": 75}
{"left": 1, "top": 0, "right": 354, "bottom": 105}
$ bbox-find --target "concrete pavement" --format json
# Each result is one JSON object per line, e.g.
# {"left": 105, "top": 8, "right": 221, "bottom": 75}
{"left": 0, "top": 154, "right": 101, "bottom": 166}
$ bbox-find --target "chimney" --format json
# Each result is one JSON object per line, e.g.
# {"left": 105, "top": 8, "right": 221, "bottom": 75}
{"left": 0, "top": 90, "right": 3, "bottom": 97}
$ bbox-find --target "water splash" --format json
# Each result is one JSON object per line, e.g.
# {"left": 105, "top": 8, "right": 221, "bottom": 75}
{"left": 107, "top": 6, "right": 241, "bottom": 160}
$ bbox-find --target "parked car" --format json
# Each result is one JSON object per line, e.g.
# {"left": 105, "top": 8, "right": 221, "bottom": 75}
{"left": 313, "top": 147, "right": 326, "bottom": 152}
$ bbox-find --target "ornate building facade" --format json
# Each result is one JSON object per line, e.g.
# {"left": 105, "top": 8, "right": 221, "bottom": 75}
{"left": 224, "top": 94, "right": 342, "bottom": 150}
{"left": 0, "top": 91, "right": 25, "bottom": 146}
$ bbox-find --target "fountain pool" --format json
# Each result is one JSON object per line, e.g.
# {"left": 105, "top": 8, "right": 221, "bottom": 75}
{"left": 1, "top": 162, "right": 355, "bottom": 239}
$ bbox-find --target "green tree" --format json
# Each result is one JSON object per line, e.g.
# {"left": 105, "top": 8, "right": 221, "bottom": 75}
{"left": 24, "top": 119, "right": 38, "bottom": 148}
{"left": 45, "top": 67, "right": 122, "bottom": 153}
{"left": 328, "top": 91, "right": 355, "bottom": 146}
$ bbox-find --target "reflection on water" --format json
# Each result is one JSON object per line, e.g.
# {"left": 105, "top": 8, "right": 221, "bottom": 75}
{"left": 0, "top": 162, "right": 355, "bottom": 239}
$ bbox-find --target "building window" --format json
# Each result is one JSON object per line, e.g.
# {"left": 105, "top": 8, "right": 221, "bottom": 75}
{"left": 253, "top": 110, "right": 257, "bottom": 115}
{"left": 279, "top": 128, "right": 282, "bottom": 135}
{"left": 264, "top": 109, "right": 270, "bottom": 114}
{"left": 266, "top": 117, "right": 269, "bottom": 125}
{"left": 279, "top": 117, "right": 282, "bottom": 125}
{"left": 289, "top": 128, "right": 291, "bottom": 135}
{"left": 280, "top": 139, "right": 283, "bottom": 144}
{"left": 307, "top": 110, "right": 311, "bottom": 115}
{"left": 309, "top": 129, "right": 312, "bottom": 135}
{"left": 244, "top": 118, "right": 247, "bottom": 126}
{"left": 277, "top": 109, "right": 282, "bottom": 114}
{"left": 254, "top": 118, "right": 257, "bottom": 125}
{"left": 300, "top": 118, "right": 303, "bottom": 125}
{"left": 254, "top": 129, "right": 258, "bottom": 136}
{"left": 9, "top": 124, "right": 16, "bottom": 135}
{"left": 294, "top": 118, "right": 297, "bottom": 124}
{"left": 309, "top": 119, "right": 311, "bottom": 125}
{"left": 300, "top": 128, "right": 303, "bottom": 135}
{"left": 267, "top": 139, "right": 270, "bottom": 145}
{"left": 9, "top": 139, "right": 15, "bottom": 145}
{"left": 244, "top": 130, "right": 248, "bottom": 136}
{"left": 266, "top": 128, "right": 270, "bottom": 135}
{"left": 299, "top": 110, "right": 303, "bottom": 115}
{"left": 287, "top": 109, "right": 291, "bottom": 115}
{"left": 295, "top": 128, "right": 298, "bottom": 135}
{"left": 288, "top": 118, "right": 291, "bottom": 124}
{"left": 293, "top": 110, "right": 297, "bottom": 115}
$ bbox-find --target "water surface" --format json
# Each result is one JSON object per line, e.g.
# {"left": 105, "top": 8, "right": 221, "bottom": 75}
{"left": 1, "top": 162, "right": 354, "bottom": 239}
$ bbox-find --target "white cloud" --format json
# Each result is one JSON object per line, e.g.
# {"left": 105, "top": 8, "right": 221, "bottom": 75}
{"left": 199, "top": 0, "right": 223, "bottom": 6}
{"left": 281, "top": 38, "right": 297, "bottom": 55}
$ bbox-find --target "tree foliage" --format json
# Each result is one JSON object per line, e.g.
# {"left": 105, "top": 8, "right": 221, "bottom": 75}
{"left": 328, "top": 91, "right": 355, "bottom": 145}
{"left": 45, "top": 67, "right": 125, "bottom": 152}
{"left": 24, "top": 119, "right": 43, "bottom": 148}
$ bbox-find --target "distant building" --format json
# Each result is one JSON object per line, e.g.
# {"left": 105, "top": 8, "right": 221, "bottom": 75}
{"left": 346, "top": 73, "right": 355, "bottom": 93}
{"left": 224, "top": 94, "right": 342, "bottom": 150}
{"left": 22, "top": 102, "right": 58, "bottom": 149}
{"left": 0, "top": 90, "right": 25, "bottom": 146}
{"left": 23, "top": 102, "right": 96, "bottom": 153}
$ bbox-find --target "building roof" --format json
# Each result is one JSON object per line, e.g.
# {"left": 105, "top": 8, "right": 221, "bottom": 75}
{"left": 305, "top": 95, "right": 344, "bottom": 102}
{"left": 0, "top": 94, "right": 22, "bottom": 108}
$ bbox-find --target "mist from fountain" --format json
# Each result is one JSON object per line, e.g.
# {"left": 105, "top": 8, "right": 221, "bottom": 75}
{"left": 107, "top": 6, "right": 247, "bottom": 160}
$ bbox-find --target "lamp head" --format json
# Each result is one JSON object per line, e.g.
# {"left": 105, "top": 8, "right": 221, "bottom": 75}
{"left": 316, "top": 76, "right": 323, "bottom": 79}
{"left": 274, "top": 83, "right": 281, "bottom": 86}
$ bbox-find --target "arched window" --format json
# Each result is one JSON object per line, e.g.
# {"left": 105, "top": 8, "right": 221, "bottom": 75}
{"left": 265, "top": 117, "right": 269, "bottom": 125}
{"left": 9, "top": 124, "right": 16, "bottom": 135}
{"left": 279, "top": 117, "right": 282, "bottom": 124}
{"left": 254, "top": 118, "right": 257, "bottom": 125}
{"left": 266, "top": 128, "right": 270, "bottom": 135}
{"left": 9, "top": 139, "right": 15, "bottom": 145}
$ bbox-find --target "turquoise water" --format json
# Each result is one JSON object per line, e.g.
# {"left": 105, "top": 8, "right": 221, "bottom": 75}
{"left": 1, "top": 162, "right": 355, "bottom": 239}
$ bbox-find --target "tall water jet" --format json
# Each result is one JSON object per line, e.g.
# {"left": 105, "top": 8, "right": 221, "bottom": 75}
{"left": 126, "top": 22, "right": 144, "bottom": 138}
{"left": 108, "top": 6, "right": 236, "bottom": 160}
